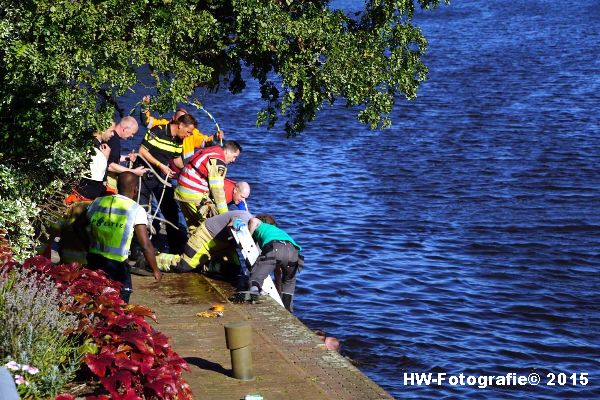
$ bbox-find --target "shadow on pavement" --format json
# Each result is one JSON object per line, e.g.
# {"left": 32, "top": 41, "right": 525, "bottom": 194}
{"left": 184, "top": 356, "right": 231, "bottom": 377}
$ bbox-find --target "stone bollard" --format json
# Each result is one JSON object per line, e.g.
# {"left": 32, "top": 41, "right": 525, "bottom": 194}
{"left": 224, "top": 321, "right": 255, "bottom": 381}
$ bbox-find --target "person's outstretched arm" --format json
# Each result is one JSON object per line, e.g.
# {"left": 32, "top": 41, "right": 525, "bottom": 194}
{"left": 134, "top": 224, "right": 162, "bottom": 282}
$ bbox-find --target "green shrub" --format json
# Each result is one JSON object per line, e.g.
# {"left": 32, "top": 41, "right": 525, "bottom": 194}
{"left": 0, "top": 164, "right": 41, "bottom": 261}
{"left": 0, "top": 267, "right": 82, "bottom": 398}
{"left": 0, "top": 159, "right": 83, "bottom": 262}
{"left": 0, "top": 196, "right": 39, "bottom": 262}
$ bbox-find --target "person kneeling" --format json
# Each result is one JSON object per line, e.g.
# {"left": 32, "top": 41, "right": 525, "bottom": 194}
{"left": 146, "top": 210, "right": 253, "bottom": 273}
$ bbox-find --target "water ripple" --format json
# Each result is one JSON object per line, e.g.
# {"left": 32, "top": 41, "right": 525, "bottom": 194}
{"left": 116, "top": 1, "right": 600, "bottom": 398}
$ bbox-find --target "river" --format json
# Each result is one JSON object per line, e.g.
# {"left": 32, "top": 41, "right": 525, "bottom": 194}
{"left": 121, "top": 1, "right": 600, "bottom": 398}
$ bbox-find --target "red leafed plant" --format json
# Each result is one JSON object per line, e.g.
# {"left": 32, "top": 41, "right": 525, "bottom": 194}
{"left": 0, "top": 229, "right": 14, "bottom": 265}
{"left": 13, "top": 256, "right": 193, "bottom": 400}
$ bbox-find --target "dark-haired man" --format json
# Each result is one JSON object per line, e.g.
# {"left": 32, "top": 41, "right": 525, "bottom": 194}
{"left": 140, "top": 95, "right": 224, "bottom": 162}
{"left": 76, "top": 172, "right": 162, "bottom": 302}
{"left": 136, "top": 113, "right": 197, "bottom": 253}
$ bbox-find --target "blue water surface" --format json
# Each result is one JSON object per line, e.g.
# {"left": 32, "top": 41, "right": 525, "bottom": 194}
{"left": 122, "top": 1, "right": 600, "bottom": 398}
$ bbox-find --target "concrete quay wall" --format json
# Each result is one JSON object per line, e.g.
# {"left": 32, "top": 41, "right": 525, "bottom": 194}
{"left": 131, "top": 273, "right": 394, "bottom": 400}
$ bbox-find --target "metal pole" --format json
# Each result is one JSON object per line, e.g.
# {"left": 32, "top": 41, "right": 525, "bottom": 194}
{"left": 224, "top": 321, "right": 255, "bottom": 381}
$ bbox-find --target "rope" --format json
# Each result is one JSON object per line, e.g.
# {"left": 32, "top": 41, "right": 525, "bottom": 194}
{"left": 188, "top": 101, "right": 223, "bottom": 146}
{"left": 131, "top": 99, "right": 223, "bottom": 233}
{"left": 134, "top": 154, "right": 172, "bottom": 187}
{"left": 132, "top": 154, "right": 179, "bottom": 234}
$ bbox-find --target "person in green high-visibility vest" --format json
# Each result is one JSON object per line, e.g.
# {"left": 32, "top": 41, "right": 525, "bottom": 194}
{"left": 76, "top": 171, "right": 162, "bottom": 302}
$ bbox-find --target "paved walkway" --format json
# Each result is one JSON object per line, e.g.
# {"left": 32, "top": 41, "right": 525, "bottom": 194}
{"left": 131, "top": 273, "right": 393, "bottom": 400}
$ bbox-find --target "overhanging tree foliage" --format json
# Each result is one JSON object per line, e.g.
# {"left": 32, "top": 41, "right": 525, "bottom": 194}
{"left": 0, "top": 0, "right": 445, "bottom": 257}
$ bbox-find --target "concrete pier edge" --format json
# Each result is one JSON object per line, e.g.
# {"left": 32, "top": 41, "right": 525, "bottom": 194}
{"left": 131, "top": 272, "right": 394, "bottom": 399}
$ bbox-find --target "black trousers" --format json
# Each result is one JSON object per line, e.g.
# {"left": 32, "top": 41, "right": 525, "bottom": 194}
{"left": 87, "top": 253, "right": 133, "bottom": 303}
{"left": 250, "top": 241, "right": 300, "bottom": 295}
{"left": 139, "top": 174, "right": 186, "bottom": 254}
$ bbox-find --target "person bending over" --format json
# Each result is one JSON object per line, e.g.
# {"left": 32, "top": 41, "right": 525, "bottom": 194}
{"left": 245, "top": 214, "right": 303, "bottom": 313}
{"left": 175, "top": 141, "right": 242, "bottom": 230}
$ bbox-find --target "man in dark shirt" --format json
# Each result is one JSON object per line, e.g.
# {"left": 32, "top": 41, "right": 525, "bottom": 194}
{"left": 106, "top": 116, "right": 146, "bottom": 193}
{"left": 136, "top": 113, "right": 197, "bottom": 253}
{"left": 66, "top": 119, "right": 142, "bottom": 203}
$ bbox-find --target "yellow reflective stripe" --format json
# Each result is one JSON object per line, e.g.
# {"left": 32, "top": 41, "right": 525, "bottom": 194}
{"left": 181, "top": 224, "right": 215, "bottom": 269}
{"left": 175, "top": 186, "right": 206, "bottom": 202}
{"left": 146, "top": 134, "right": 182, "bottom": 153}
{"left": 87, "top": 196, "right": 141, "bottom": 262}
{"left": 216, "top": 202, "right": 228, "bottom": 214}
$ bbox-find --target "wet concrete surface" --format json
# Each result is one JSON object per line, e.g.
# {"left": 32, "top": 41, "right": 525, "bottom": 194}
{"left": 131, "top": 273, "right": 393, "bottom": 400}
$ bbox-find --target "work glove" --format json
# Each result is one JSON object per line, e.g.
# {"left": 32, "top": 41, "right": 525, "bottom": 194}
{"left": 232, "top": 218, "right": 245, "bottom": 231}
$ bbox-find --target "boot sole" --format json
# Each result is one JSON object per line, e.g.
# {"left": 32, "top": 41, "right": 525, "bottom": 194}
{"left": 229, "top": 291, "right": 264, "bottom": 304}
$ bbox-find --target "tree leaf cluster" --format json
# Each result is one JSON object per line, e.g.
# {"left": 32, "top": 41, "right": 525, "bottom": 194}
{"left": 0, "top": 0, "right": 446, "bottom": 157}
{"left": 0, "top": 0, "right": 445, "bottom": 252}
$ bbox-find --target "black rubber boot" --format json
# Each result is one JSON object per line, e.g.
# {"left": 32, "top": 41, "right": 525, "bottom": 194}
{"left": 282, "top": 293, "right": 294, "bottom": 313}
{"left": 228, "top": 291, "right": 264, "bottom": 304}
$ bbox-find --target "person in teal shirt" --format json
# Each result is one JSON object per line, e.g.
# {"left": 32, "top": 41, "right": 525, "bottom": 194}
{"left": 247, "top": 214, "right": 303, "bottom": 312}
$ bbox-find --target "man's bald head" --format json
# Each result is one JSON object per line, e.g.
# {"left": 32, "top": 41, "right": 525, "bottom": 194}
{"left": 235, "top": 181, "right": 250, "bottom": 197}
{"left": 232, "top": 181, "right": 250, "bottom": 206}
{"left": 115, "top": 116, "right": 139, "bottom": 139}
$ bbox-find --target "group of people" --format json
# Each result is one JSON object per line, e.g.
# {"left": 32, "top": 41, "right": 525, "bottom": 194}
{"left": 60, "top": 97, "right": 303, "bottom": 313}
